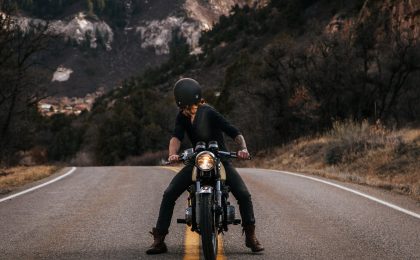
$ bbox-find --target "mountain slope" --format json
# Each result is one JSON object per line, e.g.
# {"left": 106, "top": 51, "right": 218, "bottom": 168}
{"left": 9, "top": 0, "right": 266, "bottom": 97}
{"left": 80, "top": 0, "right": 419, "bottom": 165}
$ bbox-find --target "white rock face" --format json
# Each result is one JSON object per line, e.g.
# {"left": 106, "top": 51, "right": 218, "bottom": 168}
{"left": 14, "top": 15, "right": 45, "bottom": 33}
{"left": 137, "top": 16, "right": 203, "bottom": 55}
{"left": 137, "top": 0, "right": 268, "bottom": 55}
{"left": 184, "top": 0, "right": 268, "bottom": 30}
{"left": 6, "top": 1, "right": 268, "bottom": 56}
{"left": 11, "top": 12, "right": 114, "bottom": 51}
{"left": 50, "top": 13, "right": 114, "bottom": 51}
{"left": 52, "top": 66, "right": 73, "bottom": 82}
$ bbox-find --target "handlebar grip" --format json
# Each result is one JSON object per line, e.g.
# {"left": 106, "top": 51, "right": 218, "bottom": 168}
{"left": 162, "top": 155, "right": 186, "bottom": 165}
{"left": 234, "top": 151, "right": 252, "bottom": 160}
{"left": 218, "top": 151, "right": 252, "bottom": 160}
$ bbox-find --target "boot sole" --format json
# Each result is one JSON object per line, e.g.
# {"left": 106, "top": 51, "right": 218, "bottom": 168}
{"left": 146, "top": 246, "right": 168, "bottom": 255}
{"left": 246, "top": 244, "right": 265, "bottom": 252}
{"left": 146, "top": 248, "right": 168, "bottom": 255}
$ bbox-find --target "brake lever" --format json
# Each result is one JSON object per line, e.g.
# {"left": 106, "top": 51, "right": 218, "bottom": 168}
{"left": 162, "top": 160, "right": 172, "bottom": 166}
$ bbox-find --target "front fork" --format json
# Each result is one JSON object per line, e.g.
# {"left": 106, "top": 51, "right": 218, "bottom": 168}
{"left": 215, "top": 180, "right": 222, "bottom": 224}
{"left": 195, "top": 180, "right": 223, "bottom": 227}
{"left": 195, "top": 181, "right": 201, "bottom": 225}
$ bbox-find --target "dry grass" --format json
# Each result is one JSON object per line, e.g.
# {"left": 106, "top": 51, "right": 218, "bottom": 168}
{"left": 0, "top": 165, "right": 59, "bottom": 195}
{"left": 246, "top": 121, "right": 420, "bottom": 201}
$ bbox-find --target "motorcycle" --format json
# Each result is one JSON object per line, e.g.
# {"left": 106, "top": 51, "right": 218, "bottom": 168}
{"left": 175, "top": 140, "right": 248, "bottom": 260}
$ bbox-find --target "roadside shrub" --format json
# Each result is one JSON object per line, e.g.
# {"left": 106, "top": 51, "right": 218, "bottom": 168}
{"left": 333, "top": 119, "right": 388, "bottom": 143}
{"left": 324, "top": 119, "right": 391, "bottom": 165}
{"left": 324, "top": 142, "right": 343, "bottom": 165}
{"left": 413, "top": 183, "right": 420, "bottom": 201}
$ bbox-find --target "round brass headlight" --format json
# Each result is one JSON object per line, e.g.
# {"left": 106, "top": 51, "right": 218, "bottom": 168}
{"left": 195, "top": 151, "right": 215, "bottom": 171}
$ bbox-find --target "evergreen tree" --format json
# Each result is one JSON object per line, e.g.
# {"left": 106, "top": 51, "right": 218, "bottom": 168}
{"left": 94, "top": 0, "right": 105, "bottom": 13}
{"left": 86, "top": 0, "right": 94, "bottom": 16}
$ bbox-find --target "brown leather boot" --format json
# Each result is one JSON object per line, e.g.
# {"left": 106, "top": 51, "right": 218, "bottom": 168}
{"left": 146, "top": 228, "right": 168, "bottom": 254}
{"left": 243, "top": 224, "right": 264, "bottom": 252}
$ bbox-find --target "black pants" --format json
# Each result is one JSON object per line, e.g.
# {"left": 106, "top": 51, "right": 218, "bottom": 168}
{"left": 156, "top": 161, "right": 255, "bottom": 233}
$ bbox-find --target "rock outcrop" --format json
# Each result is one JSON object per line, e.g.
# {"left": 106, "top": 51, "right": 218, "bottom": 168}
{"left": 6, "top": 0, "right": 267, "bottom": 96}
{"left": 326, "top": 0, "right": 420, "bottom": 40}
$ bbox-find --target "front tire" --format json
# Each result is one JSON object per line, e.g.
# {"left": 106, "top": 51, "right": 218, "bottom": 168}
{"left": 199, "top": 193, "right": 218, "bottom": 260}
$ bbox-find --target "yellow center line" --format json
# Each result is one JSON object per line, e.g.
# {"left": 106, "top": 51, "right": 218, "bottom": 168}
{"left": 184, "top": 227, "right": 201, "bottom": 260}
{"left": 160, "top": 166, "right": 227, "bottom": 259}
{"left": 217, "top": 235, "right": 226, "bottom": 260}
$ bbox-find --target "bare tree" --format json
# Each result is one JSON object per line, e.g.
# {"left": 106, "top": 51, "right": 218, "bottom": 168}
{"left": 0, "top": 1, "right": 51, "bottom": 164}
{"left": 375, "top": 29, "right": 420, "bottom": 121}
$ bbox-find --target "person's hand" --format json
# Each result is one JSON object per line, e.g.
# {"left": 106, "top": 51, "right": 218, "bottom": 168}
{"left": 168, "top": 154, "right": 180, "bottom": 163}
{"left": 237, "top": 149, "right": 250, "bottom": 160}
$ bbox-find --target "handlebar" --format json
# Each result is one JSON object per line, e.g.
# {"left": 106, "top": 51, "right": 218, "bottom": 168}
{"left": 162, "top": 150, "right": 251, "bottom": 165}
{"left": 217, "top": 150, "right": 237, "bottom": 158}
{"left": 218, "top": 150, "right": 252, "bottom": 160}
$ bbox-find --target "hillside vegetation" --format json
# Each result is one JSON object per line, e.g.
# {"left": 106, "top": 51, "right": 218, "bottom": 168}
{"left": 242, "top": 120, "right": 420, "bottom": 201}
{"left": 74, "top": 0, "right": 419, "bottom": 165}
{"left": 1, "top": 0, "right": 419, "bottom": 186}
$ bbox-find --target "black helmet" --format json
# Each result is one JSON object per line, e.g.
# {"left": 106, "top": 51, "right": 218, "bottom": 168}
{"left": 173, "top": 78, "right": 202, "bottom": 108}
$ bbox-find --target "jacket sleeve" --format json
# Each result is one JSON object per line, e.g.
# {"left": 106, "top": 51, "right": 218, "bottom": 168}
{"left": 211, "top": 109, "right": 241, "bottom": 139}
{"left": 172, "top": 112, "right": 185, "bottom": 141}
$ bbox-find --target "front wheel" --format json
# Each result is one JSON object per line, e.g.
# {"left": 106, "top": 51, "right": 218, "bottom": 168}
{"left": 199, "top": 193, "right": 218, "bottom": 260}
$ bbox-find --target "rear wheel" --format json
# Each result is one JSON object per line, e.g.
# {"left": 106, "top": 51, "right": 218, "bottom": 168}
{"left": 199, "top": 193, "right": 218, "bottom": 260}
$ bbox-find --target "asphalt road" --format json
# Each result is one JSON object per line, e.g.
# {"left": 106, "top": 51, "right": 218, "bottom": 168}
{"left": 0, "top": 167, "right": 419, "bottom": 259}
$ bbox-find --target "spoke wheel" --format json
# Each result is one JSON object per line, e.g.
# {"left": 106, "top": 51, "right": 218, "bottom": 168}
{"left": 199, "top": 194, "right": 218, "bottom": 260}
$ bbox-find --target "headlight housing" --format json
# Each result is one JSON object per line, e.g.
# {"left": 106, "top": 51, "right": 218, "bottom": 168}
{"left": 195, "top": 151, "right": 215, "bottom": 171}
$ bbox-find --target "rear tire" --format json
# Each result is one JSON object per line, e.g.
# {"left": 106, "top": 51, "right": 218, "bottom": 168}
{"left": 199, "top": 193, "right": 218, "bottom": 260}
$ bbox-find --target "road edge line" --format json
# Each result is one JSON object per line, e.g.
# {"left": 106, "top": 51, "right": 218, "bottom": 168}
{"left": 0, "top": 167, "right": 77, "bottom": 203}
{"left": 267, "top": 169, "right": 420, "bottom": 220}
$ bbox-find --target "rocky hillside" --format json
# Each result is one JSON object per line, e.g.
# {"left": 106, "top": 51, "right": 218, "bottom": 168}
{"left": 1, "top": 0, "right": 419, "bottom": 167}
{"left": 325, "top": 0, "right": 420, "bottom": 38}
{"left": 8, "top": 0, "right": 267, "bottom": 97}
{"left": 78, "top": 0, "right": 419, "bottom": 165}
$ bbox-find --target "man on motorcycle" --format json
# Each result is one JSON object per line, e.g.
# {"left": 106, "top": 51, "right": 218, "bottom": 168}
{"left": 146, "top": 78, "right": 264, "bottom": 254}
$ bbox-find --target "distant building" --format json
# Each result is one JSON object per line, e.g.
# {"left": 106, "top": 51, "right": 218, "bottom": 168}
{"left": 37, "top": 88, "right": 103, "bottom": 116}
{"left": 40, "top": 104, "right": 52, "bottom": 111}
